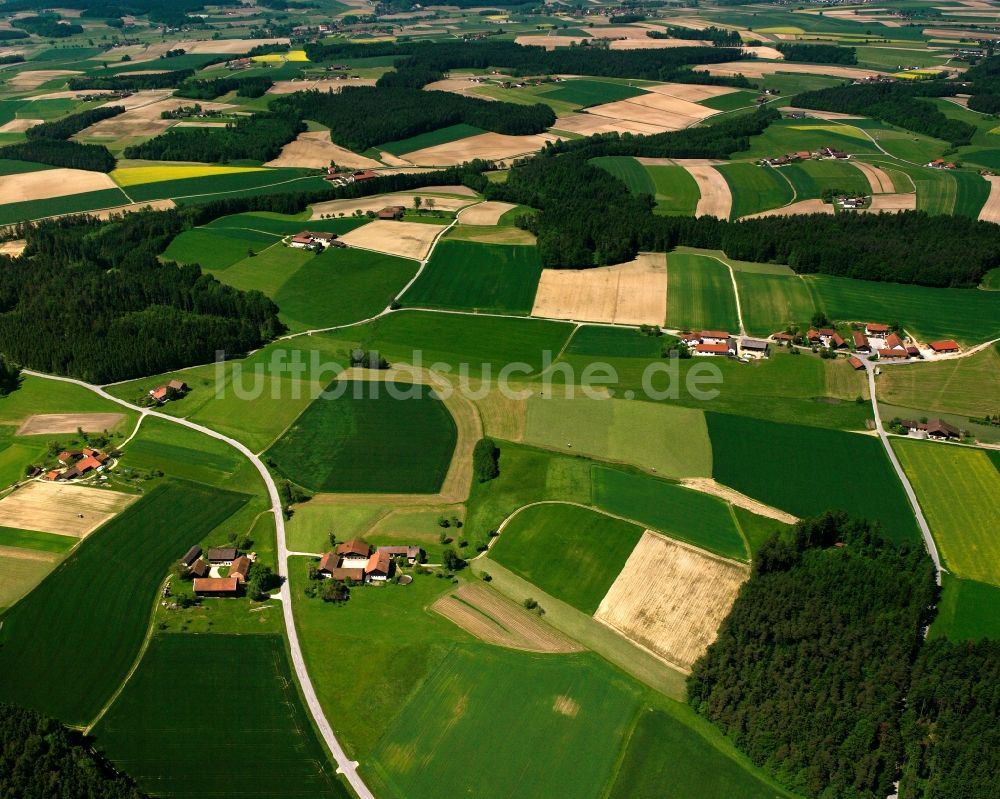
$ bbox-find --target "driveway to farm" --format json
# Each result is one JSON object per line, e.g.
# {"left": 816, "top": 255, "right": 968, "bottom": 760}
{"left": 21, "top": 369, "right": 377, "bottom": 799}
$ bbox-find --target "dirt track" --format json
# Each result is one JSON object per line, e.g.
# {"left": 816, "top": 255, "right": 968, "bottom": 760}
{"left": 680, "top": 478, "right": 798, "bottom": 523}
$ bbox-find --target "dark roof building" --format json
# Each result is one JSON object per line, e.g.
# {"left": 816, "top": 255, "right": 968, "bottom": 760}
{"left": 207, "top": 547, "right": 238, "bottom": 563}
{"left": 336, "top": 539, "right": 371, "bottom": 559}
{"left": 181, "top": 545, "right": 202, "bottom": 567}
{"left": 189, "top": 559, "right": 210, "bottom": 578}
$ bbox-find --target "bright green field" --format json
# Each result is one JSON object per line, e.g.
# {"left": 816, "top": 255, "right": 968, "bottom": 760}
{"left": 490, "top": 503, "right": 645, "bottom": 613}
{"left": 400, "top": 240, "right": 542, "bottom": 314}
{"left": 780, "top": 159, "right": 870, "bottom": 199}
{"left": 593, "top": 466, "right": 747, "bottom": 560}
{"left": 0, "top": 480, "right": 249, "bottom": 725}
{"left": 94, "top": 634, "right": 348, "bottom": 799}
{"left": 379, "top": 123, "right": 485, "bottom": 156}
{"left": 666, "top": 252, "right": 740, "bottom": 332}
{"left": 0, "top": 187, "right": 131, "bottom": 224}
{"left": 983, "top": 267, "right": 1000, "bottom": 290}
{"left": 161, "top": 227, "right": 278, "bottom": 270}
{"left": 276, "top": 247, "right": 418, "bottom": 331}
{"left": 266, "top": 380, "right": 457, "bottom": 493}
{"left": 740, "top": 119, "right": 880, "bottom": 162}
{"left": 717, "top": 162, "right": 794, "bottom": 219}
{"left": 707, "top": 413, "right": 920, "bottom": 544}
{"left": 930, "top": 573, "right": 1000, "bottom": 643}
{"left": 735, "top": 271, "right": 815, "bottom": 335}
{"left": 591, "top": 156, "right": 656, "bottom": 196}
{"left": 368, "top": 646, "right": 642, "bottom": 799}
{"left": 0, "top": 441, "right": 46, "bottom": 487}
{"left": 894, "top": 440, "right": 1000, "bottom": 586}
{"left": 646, "top": 164, "right": 701, "bottom": 216}
{"left": 543, "top": 78, "right": 645, "bottom": 107}
{"left": 522, "top": 395, "right": 712, "bottom": 478}
{"left": 0, "top": 526, "right": 75, "bottom": 554}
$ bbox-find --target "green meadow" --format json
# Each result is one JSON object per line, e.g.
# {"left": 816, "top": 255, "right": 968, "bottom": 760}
{"left": 716, "top": 162, "right": 793, "bottom": 219}
{"left": 666, "top": 252, "right": 740, "bottom": 332}
{"left": 930, "top": 574, "right": 1000, "bottom": 643}
{"left": 125, "top": 168, "right": 314, "bottom": 202}
{"left": 544, "top": 78, "right": 646, "bottom": 107}
{"left": 647, "top": 164, "right": 701, "bottom": 215}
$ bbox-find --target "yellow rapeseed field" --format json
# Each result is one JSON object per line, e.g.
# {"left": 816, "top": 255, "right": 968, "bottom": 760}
{"left": 111, "top": 165, "right": 269, "bottom": 187}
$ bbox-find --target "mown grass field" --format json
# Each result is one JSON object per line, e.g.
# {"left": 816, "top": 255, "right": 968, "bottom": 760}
{"left": 379, "top": 123, "right": 484, "bottom": 156}
{"left": 205, "top": 210, "right": 368, "bottom": 237}
{"left": 94, "top": 634, "right": 349, "bottom": 799}
{"left": 894, "top": 439, "right": 1000, "bottom": 586}
{"left": 0, "top": 480, "right": 249, "bottom": 725}
{"left": 593, "top": 466, "right": 747, "bottom": 560}
{"left": 930, "top": 573, "right": 1000, "bottom": 643}
{"left": 490, "top": 503, "right": 644, "bottom": 613}
{"left": 277, "top": 248, "right": 418, "bottom": 331}
{"left": 0, "top": 187, "right": 131, "bottom": 224}
{"left": 646, "top": 164, "right": 701, "bottom": 216}
{"left": 161, "top": 227, "right": 279, "bottom": 270}
{"left": 878, "top": 344, "right": 1000, "bottom": 419}
{"left": 522, "top": 395, "right": 712, "bottom": 478}
{"left": 368, "top": 646, "right": 642, "bottom": 799}
{"left": 400, "top": 240, "right": 542, "bottom": 314}
{"left": 707, "top": 413, "right": 920, "bottom": 544}
{"left": 717, "top": 162, "right": 794, "bottom": 219}
{"left": 126, "top": 167, "right": 313, "bottom": 201}
{"left": 666, "top": 252, "right": 740, "bottom": 332}
{"left": 735, "top": 271, "right": 815, "bottom": 335}
{"left": 0, "top": 525, "right": 76, "bottom": 554}
{"left": 543, "top": 78, "right": 646, "bottom": 107}
{"left": 266, "top": 380, "right": 457, "bottom": 493}
{"left": 591, "top": 156, "right": 656, "bottom": 196}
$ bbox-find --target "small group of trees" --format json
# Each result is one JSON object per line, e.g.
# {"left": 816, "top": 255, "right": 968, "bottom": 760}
{"left": 472, "top": 437, "right": 500, "bottom": 483}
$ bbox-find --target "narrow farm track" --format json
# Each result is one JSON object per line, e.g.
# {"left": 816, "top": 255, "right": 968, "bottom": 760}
{"left": 21, "top": 370, "right": 377, "bottom": 799}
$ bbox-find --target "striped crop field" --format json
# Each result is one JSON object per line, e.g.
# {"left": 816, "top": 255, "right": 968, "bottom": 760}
{"left": 111, "top": 165, "right": 269, "bottom": 187}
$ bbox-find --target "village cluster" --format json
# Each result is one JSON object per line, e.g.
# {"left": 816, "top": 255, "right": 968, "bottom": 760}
{"left": 316, "top": 538, "right": 424, "bottom": 585}
{"left": 40, "top": 447, "right": 111, "bottom": 482}
{"left": 679, "top": 331, "right": 772, "bottom": 360}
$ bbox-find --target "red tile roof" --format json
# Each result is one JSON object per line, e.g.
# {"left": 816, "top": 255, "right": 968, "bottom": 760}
{"left": 852, "top": 331, "right": 867, "bottom": 347}
{"left": 885, "top": 333, "right": 904, "bottom": 349}
{"left": 877, "top": 349, "right": 908, "bottom": 359}
{"left": 866, "top": 323, "right": 889, "bottom": 333}
{"left": 929, "top": 339, "right": 959, "bottom": 352}
{"left": 230, "top": 555, "right": 252, "bottom": 583}
{"left": 365, "top": 549, "right": 392, "bottom": 576}
{"left": 848, "top": 356, "right": 864, "bottom": 370}
{"left": 695, "top": 343, "right": 730, "bottom": 354}
{"left": 336, "top": 539, "right": 371, "bottom": 558}
{"left": 699, "top": 330, "right": 730, "bottom": 340}
{"left": 193, "top": 577, "right": 239, "bottom": 594}
{"left": 318, "top": 552, "right": 338, "bottom": 573}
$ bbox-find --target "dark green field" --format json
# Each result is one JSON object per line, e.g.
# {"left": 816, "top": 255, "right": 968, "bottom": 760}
{"left": 161, "top": 227, "right": 279, "bottom": 270}
{"left": 717, "top": 162, "right": 793, "bottom": 219}
{"left": 591, "top": 156, "right": 656, "bottom": 196}
{"left": 276, "top": 248, "right": 418, "bottom": 330}
{"left": 931, "top": 574, "right": 1000, "bottom": 643}
{"left": 950, "top": 170, "right": 991, "bottom": 218}
{"left": 0, "top": 187, "right": 131, "bottom": 224}
{"left": 94, "top": 634, "right": 348, "bottom": 799}
{"left": 490, "top": 503, "right": 644, "bottom": 613}
{"left": 0, "top": 481, "right": 249, "bottom": 725}
{"left": 127, "top": 168, "right": 316, "bottom": 202}
{"left": 205, "top": 211, "right": 369, "bottom": 237}
{"left": 592, "top": 467, "right": 747, "bottom": 560}
{"left": 400, "top": 240, "right": 541, "bottom": 314}
{"left": 780, "top": 159, "right": 869, "bottom": 200}
{"left": 379, "top": 123, "right": 484, "bottom": 156}
{"left": 543, "top": 79, "right": 645, "bottom": 107}
{"left": 266, "top": 380, "right": 457, "bottom": 493}
{"left": 564, "top": 325, "right": 664, "bottom": 358}
{"left": 666, "top": 252, "right": 740, "bottom": 332}
{"left": 646, "top": 164, "right": 700, "bottom": 216}
{"left": 0, "top": 158, "right": 54, "bottom": 176}
{"left": 706, "top": 412, "right": 920, "bottom": 544}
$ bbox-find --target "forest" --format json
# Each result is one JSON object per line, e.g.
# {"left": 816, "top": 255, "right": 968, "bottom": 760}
{"left": 793, "top": 82, "right": 974, "bottom": 145}
{"left": 0, "top": 211, "right": 282, "bottom": 383}
{"left": 68, "top": 70, "right": 196, "bottom": 92}
{"left": 122, "top": 112, "right": 304, "bottom": 163}
{"left": 776, "top": 43, "right": 857, "bottom": 64}
{"left": 271, "top": 87, "right": 554, "bottom": 152}
{"left": 12, "top": 13, "right": 82, "bottom": 37}
{"left": 0, "top": 139, "right": 116, "bottom": 172}
{"left": 0, "top": 703, "right": 146, "bottom": 799}
{"left": 176, "top": 74, "right": 273, "bottom": 100}
{"left": 647, "top": 26, "right": 742, "bottom": 47}
{"left": 957, "top": 54, "right": 1000, "bottom": 113}
{"left": 25, "top": 106, "right": 125, "bottom": 140}
{"left": 688, "top": 512, "right": 937, "bottom": 799}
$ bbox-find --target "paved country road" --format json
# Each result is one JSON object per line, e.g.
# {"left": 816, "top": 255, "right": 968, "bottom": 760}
{"left": 23, "top": 369, "right": 377, "bottom": 799}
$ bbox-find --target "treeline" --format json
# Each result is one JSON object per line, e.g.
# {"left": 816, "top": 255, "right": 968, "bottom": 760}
{"left": 68, "top": 69, "right": 196, "bottom": 92}
{"left": 689, "top": 512, "right": 937, "bottom": 799}
{"left": 794, "top": 82, "right": 974, "bottom": 145}
{"left": 123, "top": 112, "right": 303, "bottom": 163}
{"left": 1, "top": 211, "right": 282, "bottom": 382}
{"left": 959, "top": 54, "right": 1000, "bottom": 113}
{"left": 648, "top": 26, "right": 742, "bottom": 47}
{"left": 26, "top": 106, "right": 125, "bottom": 140}
{"left": 176, "top": 74, "right": 273, "bottom": 100}
{"left": 272, "top": 88, "right": 554, "bottom": 152}
{"left": 776, "top": 43, "right": 857, "bottom": 64}
{"left": 0, "top": 29, "right": 29, "bottom": 40}
{"left": 2, "top": 0, "right": 239, "bottom": 26}
{"left": 0, "top": 703, "right": 146, "bottom": 799}
{"left": 13, "top": 13, "right": 83, "bottom": 37}
{"left": 0, "top": 139, "right": 116, "bottom": 172}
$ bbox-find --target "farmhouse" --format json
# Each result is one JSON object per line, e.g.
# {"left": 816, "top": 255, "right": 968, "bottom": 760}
{"left": 181, "top": 545, "right": 202, "bottom": 567}
{"left": 865, "top": 322, "right": 889, "bottom": 336}
{"left": 207, "top": 547, "right": 238, "bottom": 565}
{"left": 694, "top": 342, "right": 732, "bottom": 357}
{"left": 365, "top": 549, "right": 393, "bottom": 583}
{"left": 230, "top": 554, "right": 252, "bottom": 583}
{"left": 189, "top": 559, "right": 210, "bottom": 578}
{"left": 885, "top": 333, "right": 905, "bottom": 350}
{"left": 848, "top": 356, "right": 865, "bottom": 370}
{"left": 877, "top": 348, "right": 909, "bottom": 360}
{"left": 900, "top": 418, "right": 961, "bottom": 440}
{"left": 377, "top": 205, "right": 405, "bottom": 220}
{"left": 699, "top": 330, "right": 731, "bottom": 344}
{"left": 57, "top": 450, "right": 81, "bottom": 464}
{"left": 289, "top": 231, "right": 340, "bottom": 250}
{"left": 820, "top": 147, "right": 850, "bottom": 160}
{"left": 193, "top": 577, "right": 240, "bottom": 597}
{"left": 852, "top": 331, "right": 870, "bottom": 352}
{"left": 149, "top": 379, "right": 188, "bottom": 403}
{"left": 929, "top": 339, "right": 960, "bottom": 354}
{"left": 830, "top": 333, "right": 847, "bottom": 349}
{"left": 318, "top": 551, "right": 365, "bottom": 582}
{"left": 740, "top": 338, "right": 770, "bottom": 359}
{"left": 378, "top": 545, "right": 423, "bottom": 565}
{"left": 771, "top": 332, "right": 793, "bottom": 343}
{"left": 336, "top": 539, "right": 372, "bottom": 559}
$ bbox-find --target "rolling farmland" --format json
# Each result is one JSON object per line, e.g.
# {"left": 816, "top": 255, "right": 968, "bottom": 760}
{"left": 646, "top": 164, "right": 701, "bottom": 216}
{"left": 666, "top": 252, "right": 741, "bottom": 332}
{"left": 716, "top": 162, "right": 793, "bottom": 218}
{"left": 591, "top": 156, "right": 657, "bottom": 196}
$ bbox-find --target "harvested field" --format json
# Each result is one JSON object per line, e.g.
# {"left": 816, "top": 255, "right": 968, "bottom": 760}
{"left": 513, "top": 35, "right": 588, "bottom": 49}
{"left": 432, "top": 583, "right": 582, "bottom": 653}
{"left": 423, "top": 76, "right": 494, "bottom": 98}
{"left": 0, "top": 239, "right": 25, "bottom": 257}
{"left": 978, "top": 175, "right": 1000, "bottom": 223}
{"left": 400, "top": 132, "right": 557, "bottom": 166}
{"left": 697, "top": 62, "right": 891, "bottom": 80}
{"left": 72, "top": 199, "right": 174, "bottom": 220}
{"left": 7, "top": 71, "right": 79, "bottom": 90}
{"left": 743, "top": 198, "right": 832, "bottom": 218}
{"left": 80, "top": 98, "right": 232, "bottom": 141}
{"left": 551, "top": 114, "right": 669, "bottom": 136}
{"left": 16, "top": 412, "right": 124, "bottom": 436}
{"left": 0, "top": 482, "right": 137, "bottom": 537}
{"left": 585, "top": 96, "right": 712, "bottom": 131}
{"left": 861, "top": 192, "right": 916, "bottom": 212}
{"left": 0, "top": 118, "right": 42, "bottom": 133}
{"left": 338, "top": 219, "right": 445, "bottom": 260}
{"left": 594, "top": 531, "right": 749, "bottom": 671}
{"left": 97, "top": 89, "right": 173, "bottom": 111}
{"left": 0, "top": 168, "right": 115, "bottom": 204}
{"left": 853, "top": 160, "right": 895, "bottom": 193}
{"left": 680, "top": 477, "right": 797, "bottom": 523}
{"left": 671, "top": 161, "right": 731, "bottom": 219}
{"left": 267, "top": 77, "right": 375, "bottom": 94}
{"left": 166, "top": 38, "right": 289, "bottom": 54}
{"left": 457, "top": 201, "right": 515, "bottom": 225}
{"left": 643, "top": 82, "right": 737, "bottom": 102}
{"left": 531, "top": 253, "right": 666, "bottom": 326}
{"left": 608, "top": 38, "right": 709, "bottom": 49}
{"left": 265, "top": 130, "right": 381, "bottom": 169}
{"left": 310, "top": 192, "right": 475, "bottom": 220}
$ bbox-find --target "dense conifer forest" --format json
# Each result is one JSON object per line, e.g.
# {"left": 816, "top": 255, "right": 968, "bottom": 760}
{"left": 776, "top": 43, "right": 857, "bottom": 64}
{"left": 176, "top": 75, "right": 273, "bottom": 100}
{"left": 0, "top": 139, "right": 116, "bottom": 171}
{"left": 25, "top": 106, "right": 125, "bottom": 140}
{"left": 688, "top": 512, "right": 937, "bottom": 799}
{"left": 68, "top": 70, "right": 196, "bottom": 91}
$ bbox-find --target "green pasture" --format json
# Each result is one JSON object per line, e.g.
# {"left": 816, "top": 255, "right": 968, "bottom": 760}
{"left": 707, "top": 412, "right": 920, "bottom": 544}
{"left": 205, "top": 210, "right": 368, "bottom": 236}
{"left": 400, "top": 240, "right": 542, "bottom": 314}
{"left": 740, "top": 119, "right": 879, "bottom": 161}
{"left": 266, "top": 380, "right": 457, "bottom": 493}
{"left": 735, "top": 271, "right": 815, "bottom": 335}
{"left": 592, "top": 466, "right": 748, "bottom": 560}
{"left": 522, "top": 395, "right": 712, "bottom": 478}
{"left": 983, "top": 267, "right": 1000, "bottom": 290}
{"left": 161, "top": 227, "right": 278, "bottom": 270}
{"left": 0, "top": 158, "right": 54, "bottom": 176}
{"left": 0, "top": 187, "right": 131, "bottom": 224}
{"left": 732, "top": 505, "right": 791, "bottom": 556}
{"left": 369, "top": 647, "right": 642, "bottom": 799}
{"left": 930, "top": 574, "right": 1000, "bottom": 643}
{"left": 0, "top": 480, "right": 249, "bottom": 725}
{"left": 378, "top": 123, "right": 484, "bottom": 156}
{"left": 0, "top": 374, "right": 135, "bottom": 427}
{"left": 563, "top": 325, "right": 664, "bottom": 358}
{"left": 0, "top": 526, "right": 75, "bottom": 554}
{"left": 213, "top": 244, "right": 313, "bottom": 296}
{"left": 94, "top": 634, "right": 348, "bottom": 799}
{"left": 717, "top": 162, "right": 793, "bottom": 218}
{"left": 591, "top": 156, "right": 656, "bottom": 196}
{"left": 666, "top": 252, "right": 740, "bottom": 332}
{"left": 543, "top": 78, "right": 645, "bottom": 107}
{"left": 780, "top": 159, "right": 869, "bottom": 199}
{"left": 276, "top": 248, "right": 418, "bottom": 331}
{"left": 490, "top": 503, "right": 644, "bottom": 613}
{"left": 0, "top": 553, "right": 57, "bottom": 613}
{"left": 894, "top": 439, "right": 1000, "bottom": 586}
{"left": 0, "top": 441, "right": 46, "bottom": 487}
{"left": 699, "top": 91, "right": 757, "bottom": 112}
{"left": 646, "top": 164, "right": 701, "bottom": 216}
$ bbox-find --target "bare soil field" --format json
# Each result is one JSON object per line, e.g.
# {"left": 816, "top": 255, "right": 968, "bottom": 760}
{"left": 979, "top": 175, "right": 1000, "bottom": 223}
{"left": 680, "top": 478, "right": 798, "bottom": 523}
{"left": 609, "top": 38, "right": 710, "bottom": 49}
{"left": 267, "top": 77, "right": 375, "bottom": 94}
{"left": 594, "top": 531, "right": 750, "bottom": 671}
{"left": 513, "top": 35, "right": 587, "bottom": 50}
{"left": 80, "top": 98, "right": 232, "bottom": 141}
{"left": 552, "top": 114, "right": 669, "bottom": 136}
{"left": 531, "top": 252, "right": 667, "bottom": 326}
{"left": 643, "top": 160, "right": 731, "bottom": 219}
{"left": 446, "top": 225, "right": 536, "bottom": 245}
{"left": 310, "top": 192, "right": 475, "bottom": 219}
{"left": 743, "top": 198, "right": 832, "bottom": 219}
{"left": 861, "top": 192, "right": 916, "bottom": 212}
{"left": 925, "top": 27, "right": 1000, "bottom": 39}
{"left": 585, "top": 95, "right": 712, "bottom": 131}
{"left": 743, "top": 45, "right": 785, "bottom": 60}
{"left": 339, "top": 219, "right": 442, "bottom": 259}
{"left": 7, "top": 70, "right": 79, "bottom": 90}
{"left": 644, "top": 82, "right": 736, "bottom": 102}
{"left": 697, "top": 62, "right": 891, "bottom": 80}
{"left": 423, "top": 76, "right": 496, "bottom": 98}
{"left": 15, "top": 413, "right": 125, "bottom": 437}
{"left": 0, "top": 168, "right": 115, "bottom": 204}
{"left": 400, "top": 132, "right": 557, "bottom": 166}
{"left": 266, "top": 130, "right": 381, "bottom": 169}
{"left": 0, "top": 118, "right": 41, "bottom": 133}
{"left": 97, "top": 89, "right": 173, "bottom": 111}
{"left": 433, "top": 583, "right": 583, "bottom": 653}
{"left": 378, "top": 151, "right": 416, "bottom": 167}
{"left": 0, "top": 482, "right": 137, "bottom": 537}
{"left": 852, "top": 160, "right": 895, "bottom": 194}
{"left": 161, "top": 38, "right": 289, "bottom": 55}
{"left": 456, "top": 201, "right": 515, "bottom": 225}
{"left": 0, "top": 239, "right": 25, "bottom": 257}
{"left": 620, "top": 91, "right": 716, "bottom": 119}
{"left": 79, "top": 199, "right": 175, "bottom": 221}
